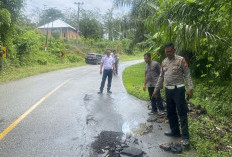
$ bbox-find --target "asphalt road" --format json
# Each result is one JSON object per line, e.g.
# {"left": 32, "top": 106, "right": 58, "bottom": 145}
{"left": 0, "top": 60, "right": 184, "bottom": 157}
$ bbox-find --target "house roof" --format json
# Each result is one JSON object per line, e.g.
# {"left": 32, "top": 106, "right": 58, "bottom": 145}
{"left": 38, "top": 19, "right": 76, "bottom": 31}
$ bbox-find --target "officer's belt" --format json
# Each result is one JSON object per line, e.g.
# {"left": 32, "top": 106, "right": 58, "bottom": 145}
{"left": 165, "top": 84, "right": 185, "bottom": 89}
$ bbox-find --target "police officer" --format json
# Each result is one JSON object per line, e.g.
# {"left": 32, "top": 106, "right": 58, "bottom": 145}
{"left": 143, "top": 52, "right": 164, "bottom": 116}
{"left": 152, "top": 43, "right": 193, "bottom": 146}
{"left": 98, "top": 49, "right": 116, "bottom": 94}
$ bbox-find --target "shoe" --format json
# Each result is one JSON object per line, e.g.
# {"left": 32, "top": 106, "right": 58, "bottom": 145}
{"left": 183, "top": 139, "right": 190, "bottom": 146}
{"left": 148, "top": 112, "right": 155, "bottom": 115}
{"left": 159, "top": 143, "right": 171, "bottom": 151}
{"left": 148, "top": 110, "right": 157, "bottom": 115}
{"left": 164, "top": 131, "right": 181, "bottom": 137}
{"left": 159, "top": 143, "right": 182, "bottom": 154}
{"left": 97, "top": 91, "right": 103, "bottom": 94}
{"left": 158, "top": 110, "right": 165, "bottom": 116}
{"left": 107, "top": 90, "right": 112, "bottom": 94}
{"left": 171, "top": 143, "right": 182, "bottom": 154}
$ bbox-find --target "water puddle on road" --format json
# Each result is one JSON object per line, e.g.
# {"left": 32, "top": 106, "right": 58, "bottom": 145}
{"left": 122, "top": 121, "right": 153, "bottom": 137}
{"left": 83, "top": 94, "right": 92, "bottom": 101}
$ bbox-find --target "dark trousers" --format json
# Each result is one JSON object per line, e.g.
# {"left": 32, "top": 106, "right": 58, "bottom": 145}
{"left": 100, "top": 69, "right": 113, "bottom": 92}
{"left": 148, "top": 87, "right": 164, "bottom": 112}
{"left": 115, "top": 63, "right": 118, "bottom": 74}
{"left": 165, "top": 87, "right": 189, "bottom": 139}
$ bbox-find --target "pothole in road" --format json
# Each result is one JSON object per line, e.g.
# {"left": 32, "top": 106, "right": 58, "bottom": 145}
{"left": 91, "top": 131, "right": 146, "bottom": 157}
{"left": 86, "top": 115, "right": 97, "bottom": 126}
{"left": 122, "top": 121, "right": 154, "bottom": 136}
{"left": 83, "top": 94, "right": 92, "bottom": 101}
{"left": 121, "top": 113, "right": 168, "bottom": 137}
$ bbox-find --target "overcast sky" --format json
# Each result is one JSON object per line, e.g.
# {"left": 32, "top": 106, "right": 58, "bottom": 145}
{"left": 24, "top": 0, "right": 129, "bottom": 22}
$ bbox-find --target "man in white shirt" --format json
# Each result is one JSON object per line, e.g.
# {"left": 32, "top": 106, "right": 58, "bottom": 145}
{"left": 98, "top": 49, "right": 116, "bottom": 94}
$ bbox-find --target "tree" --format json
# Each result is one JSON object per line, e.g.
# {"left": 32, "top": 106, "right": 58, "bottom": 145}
{"left": 104, "top": 9, "right": 114, "bottom": 40}
{"left": 115, "top": 0, "right": 232, "bottom": 80}
{"left": 79, "top": 18, "right": 103, "bottom": 39}
{"left": 63, "top": 8, "right": 78, "bottom": 30}
{"left": 0, "top": 0, "right": 24, "bottom": 59}
{"left": 103, "top": 9, "right": 129, "bottom": 40}
{"left": 114, "top": 0, "right": 155, "bottom": 45}
{"left": 63, "top": 9, "right": 104, "bottom": 39}
{"left": 0, "top": 0, "right": 24, "bottom": 21}
{"left": 0, "top": 0, "right": 24, "bottom": 45}
{"left": 119, "top": 15, "right": 131, "bottom": 39}
{"left": 145, "top": 0, "right": 232, "bottom": 80}
{"left": 78, "top": 9, "right": 103, "bottom": 39}
{"left": 0, "top": 8, "right": 11, "bottom": 45}
{"left": 39, "top": 8, "right": 64, "bottom": 25}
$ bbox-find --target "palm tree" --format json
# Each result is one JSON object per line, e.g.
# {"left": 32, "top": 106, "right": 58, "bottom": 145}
{"left": 115, "top": 0, "right": 232, "bottom": 80}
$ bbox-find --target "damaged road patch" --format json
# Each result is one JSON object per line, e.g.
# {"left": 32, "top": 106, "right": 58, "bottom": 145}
{"left": 121, "top": 147, "right": 144, "bottom": 157}
{"left": 86, "top": 115, "right": 97, "bottom": 125}
{"left": 91, "top": 131, "right": 123, "bottom": 156}
{"left": 91, "top": 131, "right": 147, "bottom": 157}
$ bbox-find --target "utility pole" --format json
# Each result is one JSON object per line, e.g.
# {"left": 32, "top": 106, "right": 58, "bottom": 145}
{"left": 43, "top": 4, "right": 48, "bottom": 51}
{"left": 74, "top": 2, "right": 83, "bottom": 45}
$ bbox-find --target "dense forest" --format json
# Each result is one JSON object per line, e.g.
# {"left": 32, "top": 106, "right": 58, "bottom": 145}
{"left": 0, "top": 0, "right": 231, "bottom": 81}
{"left": 116, "top": 0, "right": 232, "bottom": 81}
{"left": 0, "top": 0, "right": 139, "bottom": 71}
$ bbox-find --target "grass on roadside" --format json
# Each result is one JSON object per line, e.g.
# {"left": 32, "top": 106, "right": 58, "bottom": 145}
{"left": 0, "top": 53, "right": 143, "bottom": 84}
{"left": 0, "top": 61, "right": 85, "bottom": 83}
{"left": 122, "top": 62, "right": 232, "bottom": 157}
{"left": 119, "top": 53, "right": 143, "bottom": 62}
{"left": 122, "top": 62, "right": 149, "bottom": 100}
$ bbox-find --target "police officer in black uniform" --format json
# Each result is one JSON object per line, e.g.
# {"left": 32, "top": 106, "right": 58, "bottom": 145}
{"left": 153, "top": 43, "right": 193, "bottom": 146}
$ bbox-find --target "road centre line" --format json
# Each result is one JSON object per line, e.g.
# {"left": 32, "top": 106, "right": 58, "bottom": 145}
{"left": 0, "top": 78, "right": 72, "bottom": 140}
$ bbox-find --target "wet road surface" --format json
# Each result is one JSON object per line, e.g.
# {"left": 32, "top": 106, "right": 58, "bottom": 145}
{"left": 0, "top": 60, "right": 190, "bottom": 157}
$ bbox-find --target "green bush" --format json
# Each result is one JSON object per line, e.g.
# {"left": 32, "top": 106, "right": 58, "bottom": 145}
{"left": 123, "top": 62, "right": 232, "bottom": 156}
{"left": 15, "top": 30, "right": 44, "bottom": 56}
{"left": 48, "top": 38, "right": 66, "bottom": 54}
{"left": 66, "top": 53, "right": 83, "bottom": 63}
{"left": 191, "top": 81, "right": 232, "bottom": 118}
{"left": 52, "top": 30, "right": 60, "bottom": 39}
{"left": 122, "top": 38, "right": 132, "bottom": 54}
{"left": 18, "top": 50, "right": 60, "bottom": 66}
{"left": 79, "top": 38, "right": 134, "bottom": 55}
{"left": 35, "top": 51, "right": 59, "bottom": 65}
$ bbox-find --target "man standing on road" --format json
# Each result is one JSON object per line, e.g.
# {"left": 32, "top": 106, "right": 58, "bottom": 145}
{"left": 98, "top": 49, "right": 116, "bottom": 94}
{"left": 152, "top": 43, "right": 193, "bottom": 146}
{"left": 143, "top": 53, "right": 165, "bottom": 116}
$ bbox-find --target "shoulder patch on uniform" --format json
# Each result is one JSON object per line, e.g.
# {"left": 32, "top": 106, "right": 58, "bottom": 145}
{"left": 176, "top": 55, "right": 183, "bottom": 59}
{"left": 174, "top": 60, "right": 179, "bottom": 65}
{"left": 182, "top": 59, "right": 188, "bottom": 67}
{"left": 162, "top": 62, "right": 167, "bottom": 66}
